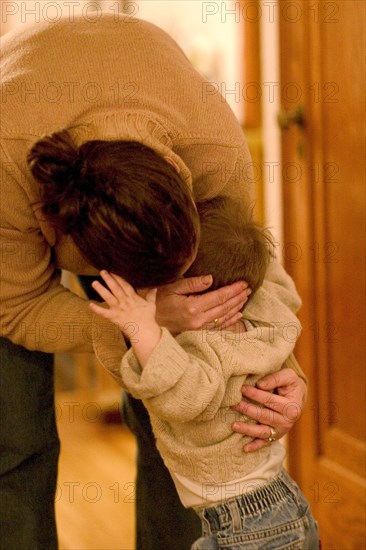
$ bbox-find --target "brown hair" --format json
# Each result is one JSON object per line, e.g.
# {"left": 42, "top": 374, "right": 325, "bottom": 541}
{"left": 185, "top": 196, "right": 274, "bottom": 295}
{"left": 27, "top": 130, "right": 199, "bottom": 287}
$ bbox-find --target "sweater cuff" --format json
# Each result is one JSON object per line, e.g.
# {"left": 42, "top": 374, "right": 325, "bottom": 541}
{"left": 120, "top": 327, "right": 187, "bottom": 399}
{"left": 91, "top": 306, "right": 128, "bottom": 385}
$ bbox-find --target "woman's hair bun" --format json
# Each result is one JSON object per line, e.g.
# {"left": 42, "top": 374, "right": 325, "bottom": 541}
{"left": 27, "top": 129, "right": 80, "bottom": 186}
{"left": 27, "top": 129, "right": 87, "bottom": 233}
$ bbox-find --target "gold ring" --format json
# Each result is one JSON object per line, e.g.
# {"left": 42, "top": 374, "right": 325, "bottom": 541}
{"left": 214, "top": 318, "right": 220, "bottom": 329}
{"left": 267, "top": 426, "right": 278, "bottom": 442}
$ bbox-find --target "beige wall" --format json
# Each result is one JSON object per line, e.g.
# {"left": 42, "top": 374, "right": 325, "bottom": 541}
{"left": 260, "top": 0, "right": 283, "bottom": 252}
{"left": 0, "top": 0, "right": 103, "bottom": 35}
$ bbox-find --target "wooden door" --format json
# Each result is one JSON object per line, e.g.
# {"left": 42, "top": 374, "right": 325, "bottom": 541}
{"left": 279, "top": 1, "right": 365, "bottom": 548}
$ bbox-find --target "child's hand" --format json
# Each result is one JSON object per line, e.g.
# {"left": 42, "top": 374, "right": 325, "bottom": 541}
{"left": 89, "top": 270, "right": 158, "bottom": 337}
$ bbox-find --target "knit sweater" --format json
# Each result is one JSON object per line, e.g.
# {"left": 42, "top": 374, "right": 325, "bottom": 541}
{"left": 121, "top": 281, "right": 300, "bottom": 483}
{"left": 0, "top": 13, "right": 304, "bottom": 381}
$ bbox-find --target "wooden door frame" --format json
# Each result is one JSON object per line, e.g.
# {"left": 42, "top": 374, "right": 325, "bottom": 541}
{"left": 279, "top": 0, "right": 366, "bottom": 545}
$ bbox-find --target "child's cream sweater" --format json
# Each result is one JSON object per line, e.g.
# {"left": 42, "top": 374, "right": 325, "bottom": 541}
{"left": 120, "top": 280, "right": 301, "bottom": 483}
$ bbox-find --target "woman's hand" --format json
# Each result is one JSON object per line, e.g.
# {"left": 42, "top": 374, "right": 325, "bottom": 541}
{"left": 155, "top": 275, "right": 251, "bottom": 334}
{"left": 231, "top": 368, "right": 307, "bottom": 452}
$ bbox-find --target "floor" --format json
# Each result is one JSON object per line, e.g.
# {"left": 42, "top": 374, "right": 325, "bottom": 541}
{"left": 55, "top": 390, "right": 137, "bottom": 550}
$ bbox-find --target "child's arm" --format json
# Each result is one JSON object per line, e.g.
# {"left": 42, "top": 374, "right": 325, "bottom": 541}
{"left": 89, "top": 270, "right": 227, "bottom": 422}
{"left": 89, "top": 270, "right": 161, "bottom": 367}
{"left": 89, "top": 271, "right": 297, "bottom": 425}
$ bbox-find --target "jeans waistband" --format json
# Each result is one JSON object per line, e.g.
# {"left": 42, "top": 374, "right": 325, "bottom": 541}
{"left": 195, "top": 469, "right": 295, "bottom": 535}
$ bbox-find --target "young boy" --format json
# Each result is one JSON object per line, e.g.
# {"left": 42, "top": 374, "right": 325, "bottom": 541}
{"left": 90, "top": 197, "right": 319, "bottom": 549}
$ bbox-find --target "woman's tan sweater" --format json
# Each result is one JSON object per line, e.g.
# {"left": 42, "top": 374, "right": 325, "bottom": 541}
{"left": 0, "top": 13, "right": 304, "bottom": 380}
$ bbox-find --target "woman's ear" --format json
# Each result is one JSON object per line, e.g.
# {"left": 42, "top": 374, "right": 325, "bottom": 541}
{"left": 164, "top": 156, "right": 181, "bottom": 174}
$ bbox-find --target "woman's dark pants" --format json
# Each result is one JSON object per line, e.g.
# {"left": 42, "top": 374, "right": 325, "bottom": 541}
{"left": 0, "top": 337, "right": 59, "bottom": 550}
{"left": 123, "top": 393, "right": 201, "bottom": 550}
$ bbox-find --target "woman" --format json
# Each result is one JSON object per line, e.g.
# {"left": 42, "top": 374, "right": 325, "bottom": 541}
{"left": 0, "top": 13, "right": 307, "bottom": 550}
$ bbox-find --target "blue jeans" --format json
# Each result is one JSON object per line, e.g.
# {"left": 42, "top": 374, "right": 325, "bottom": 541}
{"left": 191, "top": 469, "right": 319, "bottom": 550}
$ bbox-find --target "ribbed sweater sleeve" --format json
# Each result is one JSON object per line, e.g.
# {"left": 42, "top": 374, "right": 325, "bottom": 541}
{"left": 121, "top": 328, "right": 226, "bottom": 422}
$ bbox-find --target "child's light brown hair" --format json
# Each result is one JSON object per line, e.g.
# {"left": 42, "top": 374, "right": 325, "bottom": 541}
{"left": 185, "top": 196, "right": 274, "bottom": 295}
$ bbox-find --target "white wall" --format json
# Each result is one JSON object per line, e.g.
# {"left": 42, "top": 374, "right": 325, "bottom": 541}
{"left": 260, "top": 0, "right": 283, "bottom": 253}
{"left": 135, "top": 0, "right": 244, "bottom": 123}
{"left": 0, "top": 0, "right": 93, "bottom": 35}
